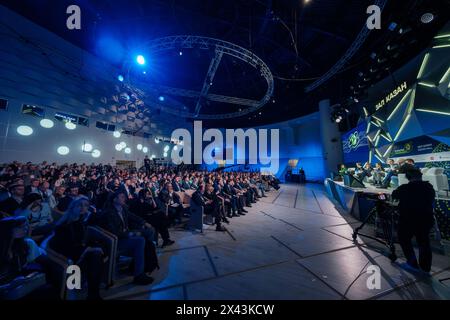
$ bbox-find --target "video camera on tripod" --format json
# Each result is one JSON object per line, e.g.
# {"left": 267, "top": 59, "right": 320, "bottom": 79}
{"left": 352, "top": 192, "right": 399, "bottom": 261}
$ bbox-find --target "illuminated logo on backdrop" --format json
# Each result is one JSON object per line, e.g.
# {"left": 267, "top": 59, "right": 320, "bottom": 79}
{"left": 375, "top": 81, "right": 408, "bottom": 111}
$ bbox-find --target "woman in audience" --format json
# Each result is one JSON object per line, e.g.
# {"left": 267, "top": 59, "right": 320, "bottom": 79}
{"left": 50, "top": 197, "right": 105, "bottom": 300}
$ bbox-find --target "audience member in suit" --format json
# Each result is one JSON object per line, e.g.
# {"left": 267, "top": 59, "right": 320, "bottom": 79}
{"left": 172, "top": 176, "right": 184, "bottom": 192}
{"left": 205, "top": 183, "right": 229, "bottom": 224}
{"left": 128, "top": 189, "right": 175, "bottom": 247}
{"left": 101, "top": 191, "right": 158, "bottom": 285}
{"left": 192, "top": 184, "right": 226, "bottom": 231}
{"left": 181, "top": 176, "right": 191, "bottom": 190}
{"left": 158, "top": 183, "right": 183, "bottom": 224}
{"left": 24, "top": 179, "right": 41, "bottom": 196}
{"left": 224, "top": 180, "right": 247, "bottom": 216}
{"left": 391, "top": 168, "right": 435, "bottom": 273}
{"left": 50, "top": 198, "right": 104, "bottom": 300}
{"left": 0, "top": 182, "right": 25, "bottom": 218}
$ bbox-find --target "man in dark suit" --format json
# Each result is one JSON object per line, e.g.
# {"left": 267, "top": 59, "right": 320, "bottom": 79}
{"left": 192, "top": 184, "right": 226, "bottom": 231}
{"left": 158, "top": 182, "right": 183, "bottom": 224}
{"left": 172, "top": 176, "right": 184, "bottom": 192}
{"left": 101, "top": 191, "right": 158, "bottom": 285}
{"left": 128, "top": 189, "right": 175, "bottom": 247}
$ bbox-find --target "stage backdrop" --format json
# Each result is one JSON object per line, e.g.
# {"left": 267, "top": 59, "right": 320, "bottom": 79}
{"left": 347, "top": 22, "right": 450, "bottom": 179}
{"left": 342, "top": 122, "right": 369, "bottom": 165}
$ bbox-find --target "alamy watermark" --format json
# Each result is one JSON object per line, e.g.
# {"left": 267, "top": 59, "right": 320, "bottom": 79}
{"left": 66, "top": 5, "right": 81, "bottom": 30}
{"left": 366, "top": 265, "right": 381, "bottom": 290}
{"left": 367, "top": 5, "right": 382, "bottom": 30}
{"left": 170, "top": 121, "right": 279, "bottom": 174}
{"left": 66, "top": 265, "right": 81, "bottom": 290}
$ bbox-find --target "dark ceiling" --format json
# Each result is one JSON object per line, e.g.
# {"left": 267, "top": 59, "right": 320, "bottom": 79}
{"left": 2, "top": 0, "right": 450, "bottom": 128}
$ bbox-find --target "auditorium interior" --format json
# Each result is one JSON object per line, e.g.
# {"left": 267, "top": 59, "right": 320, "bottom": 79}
{"left": 0, "top": 0, "right": 450, "bottom": 301}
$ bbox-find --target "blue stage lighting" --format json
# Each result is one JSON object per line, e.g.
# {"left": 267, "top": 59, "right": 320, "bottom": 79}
{"left": 117, "top": 75, "right": 124, "bottom": 82}
{"left": 136, "top": 55, "right": 146, "bottom": 65}
{"left": 159, "top": 96, "right": 165, "bottom": 102}
{"left": 179, "top": 51, "right": 183, "bottom": 56}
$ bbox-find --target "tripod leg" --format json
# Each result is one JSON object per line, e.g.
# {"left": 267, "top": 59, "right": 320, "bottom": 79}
{"left": 352, "top": 208, "right": 376, "bottom": 241}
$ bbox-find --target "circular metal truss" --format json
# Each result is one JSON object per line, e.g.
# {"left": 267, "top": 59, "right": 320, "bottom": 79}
{"left": 126, "top": 35, "right": 274, "bottom": 120}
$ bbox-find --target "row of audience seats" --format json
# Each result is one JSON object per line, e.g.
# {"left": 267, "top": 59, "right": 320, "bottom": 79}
{"left": 7, "top": 188, "right": 219, "bottom": 300}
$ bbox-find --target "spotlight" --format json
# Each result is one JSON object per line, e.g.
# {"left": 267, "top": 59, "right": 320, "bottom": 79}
{"left": 173, "top": 145, "right": 178, "bottom": 151}
{"left": 421, "top": 13, "right": 434, "bottom": 24}
{"left": 158, "top": 96, "right": 165, "bottom": 102}
{"left": 154, "top": 138, "right": 160, "bottom": 144}
{"left": 17, "top": 125, "right": 33, "bottom": 136}
{"left": 113, "top": 131, "right": 121, "bottom": 138}
{"left": 179, "top": 51, "right": 183, "bottom": 56}
{"left": 65, "top": 122, "right": 76, "bottom": 130}
{"left": 117, "top": 75, "right": 124, "bottom": 82}
{"left": 115, "top": 144, "right": 123, "bottom": 151}
{"left": 163, "top": 152, "right": 168, "bottom": 157}
{"left": 82, "top": 143, "right": 93, "bottom": 152}
{"left": 124, "top": 147, "right": 131, "bottom": 154}
{"left": 151, "top": 154, "right": 156, "bottom": 159}
{"left": 92, "top": 149, "right": 101, "bottom": 158}
{"left": 119, "top": 141, "right": 126, "bottom": 148}
{"left": 164, "top": 145, "right": 170, "bottom": 152}
{"left": 136, "top": 55, "right": 146, "bottom": 65}
{"left": 40, "top": 119, "right": 54, "bottom": 128}
{"left": 336, "top": 118, "right": 342, "bottom": 123}
{"left": 137, "top": 144, "right": 143, "bottom": 150}
{"left": 57, "top": 146, "right": 70, "bottom": 155}
{"left": 142, "top": 147, "right": 148, "bottom": 153}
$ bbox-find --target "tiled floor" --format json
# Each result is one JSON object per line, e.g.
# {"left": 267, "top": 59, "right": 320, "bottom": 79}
{"left": 104, "top": 183, "right": 450, "bottom": 300}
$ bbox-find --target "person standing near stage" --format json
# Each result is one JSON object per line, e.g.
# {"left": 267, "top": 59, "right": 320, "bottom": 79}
{"left": 144, "top": 156, "right": 151, "bottom": 175}
{"left": 391, "top": 168, "right": 435, "bottom": 273}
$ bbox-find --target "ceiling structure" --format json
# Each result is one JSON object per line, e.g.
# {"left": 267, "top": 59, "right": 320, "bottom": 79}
{"left": 2, "top": 0, "right": 450, "bottom": 129}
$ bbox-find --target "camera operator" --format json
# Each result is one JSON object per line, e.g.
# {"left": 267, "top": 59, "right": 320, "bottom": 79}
{"left": 391, "top": 168, "right": 435, "bottom": 273}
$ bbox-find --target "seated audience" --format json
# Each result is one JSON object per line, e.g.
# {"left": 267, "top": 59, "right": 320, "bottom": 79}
{"left": 101, "top": 191, "right": 158, "bottom": 285}
{"left": 0, "top": 181, "right": 25, "bottom": 218}
{"left": 0, "top": 216, "right": 49, "bottom": 298}
{"left": 192, "top": 184, "right": 226, "bottom": 231}
{"left": 50, "top": 198, "right": 104, "bottom": 300}
{"left": 128, "top": 189, "right": 174, "bottom": 247}
{"left": 158, "top": 183, "right": 182, "bottom": 225}
{"left": 14, "top": 193, "right": 54, "bottom": 238}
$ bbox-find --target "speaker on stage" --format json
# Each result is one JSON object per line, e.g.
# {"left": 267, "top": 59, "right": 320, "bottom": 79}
{"left": 343, "top": 174, "right": 365, "bottom": 188}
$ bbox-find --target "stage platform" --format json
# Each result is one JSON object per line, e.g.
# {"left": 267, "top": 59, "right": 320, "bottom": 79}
{"left": 325, "top": 178, "right": 450, "bottom": 221}
{"left": 95, "top": 183, "right": 450, "bottom": 300}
